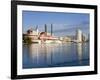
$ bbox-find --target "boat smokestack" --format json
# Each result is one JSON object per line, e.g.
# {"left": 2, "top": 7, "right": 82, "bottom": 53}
{"left": 44, "top": 24, "right": 47, "bottom": 33}
{"left": 51, "top": 24, "right": 53, "bottom": 36}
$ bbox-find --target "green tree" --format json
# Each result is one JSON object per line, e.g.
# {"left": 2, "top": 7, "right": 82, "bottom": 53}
{"left": 23, "top": 37, "right": 32, "bottom": 44}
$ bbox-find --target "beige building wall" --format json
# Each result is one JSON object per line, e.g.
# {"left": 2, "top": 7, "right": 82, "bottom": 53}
{"left": 76, "top": 29, "right": 82, "bottom": 42}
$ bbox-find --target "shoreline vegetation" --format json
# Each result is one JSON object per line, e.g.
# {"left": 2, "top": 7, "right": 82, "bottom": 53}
{"left": 23, "top": 36, "right": 32, "bottom": 44}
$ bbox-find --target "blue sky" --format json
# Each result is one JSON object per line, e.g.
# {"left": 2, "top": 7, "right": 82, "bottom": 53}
{"left": 22, "top": 11, "right": 89, "bottom": 37}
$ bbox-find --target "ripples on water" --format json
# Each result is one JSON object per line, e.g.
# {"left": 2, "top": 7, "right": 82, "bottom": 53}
{"left": 23, "top": 42, "right": 89, "bottom": 69}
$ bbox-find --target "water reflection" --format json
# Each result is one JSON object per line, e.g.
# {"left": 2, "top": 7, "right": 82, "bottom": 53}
{"left": 23, "top": 42, "right": 89, "bottom": 68}
{"left": 76, "top": 43, "right": 83, "bottom": 64}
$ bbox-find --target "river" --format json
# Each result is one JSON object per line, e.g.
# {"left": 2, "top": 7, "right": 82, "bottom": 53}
{"left": 23, "top": 42, "right": 89, "bottom": 69}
